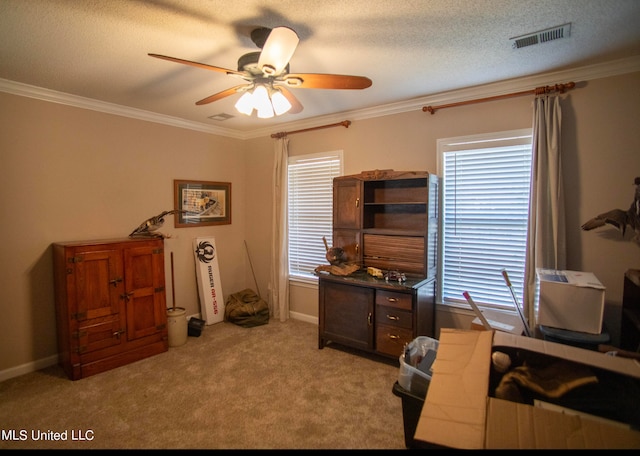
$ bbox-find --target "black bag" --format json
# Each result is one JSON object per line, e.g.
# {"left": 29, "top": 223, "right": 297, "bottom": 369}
{"left": 224, "top": 288, "right": 270, "bottom": 327}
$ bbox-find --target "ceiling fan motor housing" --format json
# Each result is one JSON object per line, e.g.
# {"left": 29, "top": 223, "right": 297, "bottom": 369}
{"left": 238, "top": 51, "right": 289, "bottom": 76}
{"left": 250, "top": 27, "right": 272, "bottom": 49}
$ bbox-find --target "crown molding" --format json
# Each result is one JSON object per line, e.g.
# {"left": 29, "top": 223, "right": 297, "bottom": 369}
{"left": 243, "top": 55, "right": 640, "bottom": 139}
{"left": 2, "top": 56, "right": 639, "bottom": 141}
{"left": 0, "top": 79, "right": 247, "bottom": 139}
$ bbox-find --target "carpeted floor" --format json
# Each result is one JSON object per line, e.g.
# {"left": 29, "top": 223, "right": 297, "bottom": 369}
{"left": 0, "top": 319, "right": 409, "bottom": 449}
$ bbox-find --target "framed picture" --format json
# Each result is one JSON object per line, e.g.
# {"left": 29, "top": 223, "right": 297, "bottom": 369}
{"left": 174, "top": 180, "right": 231, "bottom": 227}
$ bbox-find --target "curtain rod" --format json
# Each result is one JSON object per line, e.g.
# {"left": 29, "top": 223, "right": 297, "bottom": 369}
{"left": 422, "top": 81, "right": 576, "bottom": 115}
{"left": 271, "top": 120, "right": 351, "bottom": 139}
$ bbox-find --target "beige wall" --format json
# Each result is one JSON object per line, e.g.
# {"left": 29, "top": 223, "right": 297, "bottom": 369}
{"left": 0, "top": 93, "right": 248, "bottom": 376}
{"left": 245, "top": 72, "right": 640, "bottom": 341}
{"left": 1, "top": 70, "right": 639, "bottom": 379}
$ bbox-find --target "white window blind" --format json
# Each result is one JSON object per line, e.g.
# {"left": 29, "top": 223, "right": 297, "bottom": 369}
{"left": 437, "top": 130, "right": 532, "bottom": 311}
{"left": 288, "top": 151, "right": 343, "bottom": 281}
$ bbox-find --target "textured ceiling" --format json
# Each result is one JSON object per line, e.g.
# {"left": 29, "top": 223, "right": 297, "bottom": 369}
{"left": 1, "top": 0, "right": 639, "bottom": 137}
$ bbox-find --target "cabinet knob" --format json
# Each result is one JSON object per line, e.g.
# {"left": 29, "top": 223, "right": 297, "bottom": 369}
{"left": 120, "top": 292, "right": 134, "bottom": 301}
{"left": 113, "top": 329, "right": 125, "bottom": 339}
{"left": 109, "top": 277, "right": 123, "bottom": 287}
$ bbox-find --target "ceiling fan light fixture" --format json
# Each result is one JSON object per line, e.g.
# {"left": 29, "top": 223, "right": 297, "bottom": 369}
{"left": 253, "top": 84, "right": 274, "bottom": 118}
{"left": 271, "top": 89, "right": 292, "bottom": 115}
{"left": 234, "top": 90, "right": 254, "bottom": 116}
{"left": 257, "top": 104, "right": 274, "bottom": 119}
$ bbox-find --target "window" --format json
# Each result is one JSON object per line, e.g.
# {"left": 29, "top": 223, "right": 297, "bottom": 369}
{"left": 288, "top": 151, "right": 343, "bottom": 282}
{"left": 437, "top": 129, "right": 532, "bottom": 311}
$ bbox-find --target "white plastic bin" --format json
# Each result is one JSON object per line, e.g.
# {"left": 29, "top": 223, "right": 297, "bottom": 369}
{"left": 398, "top": 336, "right": 439, "bottom": 397}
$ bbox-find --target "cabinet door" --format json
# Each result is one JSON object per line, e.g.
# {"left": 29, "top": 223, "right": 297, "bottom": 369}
{"left": 332, "top": 229, "right": 361, "bottom": 265}
{"left": 320, "top": 280, "right": 373, "bottom": 351}
{"left": 71, "top": 248, "right": 122, "bottom": 321}
{"left": 333, "top": 178, "right": 362, "bottom": 229}
{"left": 124, "top": 244, "right": 167, "bottom": 341}
{"left": 66, "top": 247, "right": 125, "bottom": 355}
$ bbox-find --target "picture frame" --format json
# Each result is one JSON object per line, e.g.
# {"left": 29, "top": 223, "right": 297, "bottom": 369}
{"left": 174, "top": 180, "right": 231, "bottom": 227}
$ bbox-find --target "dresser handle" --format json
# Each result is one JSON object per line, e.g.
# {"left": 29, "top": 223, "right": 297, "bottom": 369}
{"left": 386, "top": 314, "right": 399, "bottom": 321}
{"left": 387, "top": 297, "right": 398, "bottom": 303}
{"left": 355, "top": 197, "right": 360, "bottom": 208}
{"left": 367, "top": 312, "right": 372, "bottom": 326}
{"left": 388, "top": 334, "right": 400, "bottom": 340}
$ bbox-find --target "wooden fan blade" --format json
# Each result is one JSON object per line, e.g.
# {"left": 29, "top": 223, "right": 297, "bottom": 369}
{"left": 279, "top": 87, "right": 304, "bottom": 114}
{"left": 195, "top": 85, "right": 245, "bottom": 105}
{"left": 283, "top": 73, "right": 372, "bottom": 90}
{"left": 148, "top": 53, "right": 245, "bottom": 77}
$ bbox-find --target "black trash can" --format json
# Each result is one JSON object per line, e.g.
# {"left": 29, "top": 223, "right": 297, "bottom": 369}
{"left": 391, "top": 381, "right": 445, "bottom": 449}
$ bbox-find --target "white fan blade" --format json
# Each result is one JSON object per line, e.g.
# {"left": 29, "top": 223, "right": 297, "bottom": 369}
{"left": 258, "top": 27, "right": 299, "bottom": 76}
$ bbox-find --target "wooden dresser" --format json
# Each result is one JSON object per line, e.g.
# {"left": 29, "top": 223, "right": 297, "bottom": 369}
{"left": 318, "top": 170, "right": 439, "bottom": 359}
{"left": 53, "top": 237, "right": 168, "bottom": 380}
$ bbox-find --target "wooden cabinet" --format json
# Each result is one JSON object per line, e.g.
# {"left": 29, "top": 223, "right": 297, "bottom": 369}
{"left": 319, "top": 279, "right": 374, "bottom": 352}
{"left": 319, "top": 170, "right": 439, "bottom": 358}
{"left": 318, "top": 273, "right": 436, "bottom": 357}
{"left": 53, "top": 238, "right": 168, "bottom": 380}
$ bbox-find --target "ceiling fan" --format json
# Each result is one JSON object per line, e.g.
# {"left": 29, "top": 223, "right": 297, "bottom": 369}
{"left": 149, "top": 26, "right": 372, "bottom": 118}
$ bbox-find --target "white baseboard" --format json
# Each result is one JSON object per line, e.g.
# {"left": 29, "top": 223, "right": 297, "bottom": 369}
{"left": 0, "top": 354, "right": 59, "bottom": 383}
{"left": 289, "top": 311, "right": 318, "bottom": 325}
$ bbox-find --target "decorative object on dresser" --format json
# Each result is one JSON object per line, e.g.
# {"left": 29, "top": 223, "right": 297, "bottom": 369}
{"left": 53, "top": 238, "right": 168, "bottom": 380}
{"left": 318, "top": 170, "right": 439, "bottom": 358}
{"left": 581, "top": 176, "right": 640, "bottom": 244}
{"left": 129, "top": 209, "right": 186, "bottom": 238}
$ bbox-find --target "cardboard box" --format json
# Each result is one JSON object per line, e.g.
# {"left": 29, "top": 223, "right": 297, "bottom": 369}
{"left": 537, "top": 269, "right": 605, "bottom": 334}
{"left": 414, "top": 329, "right": 640, "bottom": 449}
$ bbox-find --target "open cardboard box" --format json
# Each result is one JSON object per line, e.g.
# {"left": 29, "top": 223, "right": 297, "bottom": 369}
{"left": 414, "top": 329, "right": 640, "bottom": 449}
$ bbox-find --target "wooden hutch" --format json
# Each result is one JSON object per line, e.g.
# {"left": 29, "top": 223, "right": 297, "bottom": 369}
{"left": 318, "top": 169, "right": 439, "bottom": 358}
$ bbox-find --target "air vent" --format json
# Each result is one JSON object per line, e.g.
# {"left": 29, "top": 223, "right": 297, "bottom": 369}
{"left": 208, "top": 113, "right": 234, "bottom": 121}
{"left": 510, "top": 23, "right": 571, "bottom": 49}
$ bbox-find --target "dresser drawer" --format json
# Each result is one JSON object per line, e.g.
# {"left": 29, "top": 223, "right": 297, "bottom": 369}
{"left": 376, "top": 323, "right": 413, "bottom": 357}
{"left": 375, "top": 290, "right": 412, "bottom": 311}
{"left": 377, "top": 305, "right": 412, "bottom": 329}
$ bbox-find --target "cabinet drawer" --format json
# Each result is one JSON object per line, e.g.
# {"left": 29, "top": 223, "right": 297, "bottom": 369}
{"left": 376, "top": 290, "right": 412, "bottom": 311}
{"left": 376, "top": 323, "right": 413, "bottom": 357}
{"left": 377, "top": 305, "right": 412, "bottom": 329}
{"left": 76, "top": 316, "right": 124, "bottom": 355}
